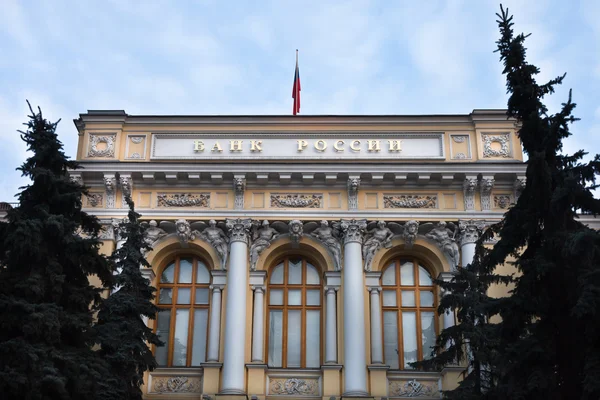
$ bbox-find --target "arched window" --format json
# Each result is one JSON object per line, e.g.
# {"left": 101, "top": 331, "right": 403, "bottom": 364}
{"left": 155, "top": 256, "right": 211, "bottom": 367}
{"left": 381, "top": 258, "right": 438, "bottom": 369}
{"left": 266, "top": 256, "right": 322, "bottom": 368}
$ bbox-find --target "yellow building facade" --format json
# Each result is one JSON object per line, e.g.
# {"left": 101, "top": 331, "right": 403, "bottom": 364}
{"left": 70, "top": 110, "right": 529, "bottom": 400}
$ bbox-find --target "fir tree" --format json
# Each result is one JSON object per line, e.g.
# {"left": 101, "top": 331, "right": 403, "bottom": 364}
{"left": 0, "top": 102, "right": 125, "bottom": 399}
{"left": 94, "top": 197, "right": 162, "bottom": 400}
{"left": 489, "top": 6, "right": 600, "bottom": 399}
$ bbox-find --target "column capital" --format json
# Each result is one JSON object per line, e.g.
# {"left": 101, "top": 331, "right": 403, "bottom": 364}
{"left": 250, "top": 285, "right": 266, "bottom": 293}
{"left": 340, "top": 219, "right": 367, "bottom": 244}
{"left": 324, "top": 286, "right": 339, "bottom": 294}
{"left": 458, "top": 219, "right": 488, "bottom": 246}
{"left": 226, "top": 218, "right": 253, "bottom": 243}
{"left": 367, "top": 286, "right": 382, "bottom": 293}
{"left": 210, "top": 284, "right": 225, "bottom": 292}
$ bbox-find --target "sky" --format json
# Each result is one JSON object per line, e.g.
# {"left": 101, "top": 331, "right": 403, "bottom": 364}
{"left": 1, "top": 0, "right": 599, "bottom": 201}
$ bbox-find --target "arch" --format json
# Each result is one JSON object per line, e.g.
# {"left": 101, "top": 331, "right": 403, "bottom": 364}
{"left": 372, "top": 237, "right": 450, "bottom": 276}
{"left": 257, "top": 235, "right": 337, "bottom": 273}
{"left": 146, "top": 235, "right": 221, "bottom": 287}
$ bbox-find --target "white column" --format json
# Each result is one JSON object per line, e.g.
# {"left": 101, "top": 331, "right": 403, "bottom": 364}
{"left": 324, "top": 286, "right": 338, "bottom": 364}
{"left": 251, "top": 286, "right": 265, "bottom": 362}
{"left": 206, "top": 285, "right": 223, "bottom": 362}
{"left": 368, "top": 287, "right": 383, "bottom": 364}
{"left": 340, "top": 219, "right": 368, "bottom": 397}
{"left": 458, "top": 219, "right": 485, "bottom": 269}
{"left": 220, "top": 219, "right": 252, "bottom": 395}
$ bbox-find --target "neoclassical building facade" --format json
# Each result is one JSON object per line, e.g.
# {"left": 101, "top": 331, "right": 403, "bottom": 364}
{"left": 68, "top": 110, "right": 535, "bottom": 399}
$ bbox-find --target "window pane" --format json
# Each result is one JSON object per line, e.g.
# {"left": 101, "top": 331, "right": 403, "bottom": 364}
{"left": 400, "top": 261, "right": 414, "bottom": 286}
{"left": 270, "top": 289, "right": 283, "bottom": 305}
{"left": 421, "top": 312, "right": 436, "bottom": 360}
{"left": 191, "top": 309, "right": 208, "bottom": 365}
{"left": 306, "top": 290, "right": 321, "bottom": 306}
{"left": 268, "top": 311, "right": 283, "bottom": 367}
{"left": 173, "top": 309, "right": 190, "bottom": 366}
{"left": 306, "top": 263, "right": 320, "bottom": 284}
{"left": 288, "top": 290, "right": 302, "bottom": 306}
{"left": 383, "top": 311, "right": 399, "bottom": 369}
{"left": 287, "top": 310, "right": 301, "bottom": 367}
{"left": 401, "top": 291, "right": 415, "bottom": 307}
{"left": 179, "top": 258, "right": 193, "bottom": 283}
{"left": 195, "top": 288, "right": 209, "bottom": 304}
{"left": 158, "top": 288, "right": 173, "bottom": 304}
{"left": 271, "top": 263, "right": 284, "bottom": 284}
{"left": 197, "top": 262, "right": 210, "bottom": 283}
{"left": 155, "top": 310, "right": 171, "bottom": 366}
{"left": 306, "top": 310, "right": 320, "bottom": 367}
{"left": 420, "top": 291, "right": 434, "bottom": 307}
{"left": 402, "top": 311, "right": 417, "bottom": 368}
{"left": 383, "top": 290, "right": 397, "bottom": 306}
{"left": 382, "top": 264, "right": 396, "bottom": 285}
{"left": 418, "top": 265, "right": 432, "bottom": 286}
{"left": 288, "top": 260, "right": 302, "bottom": 284}
{"left": 177, "top": 288, "right": 191, "bottom": 304}
{"left": 161, "top": 263, "right": 175, "bottom": 283}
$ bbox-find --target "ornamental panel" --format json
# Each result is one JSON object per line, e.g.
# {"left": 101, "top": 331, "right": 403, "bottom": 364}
{"left": 384, "top": 194, "right": 438, "bottom": 209}
{"left": 270, "top": 193, "right": 323, "bottom": 208}
{"left": 266, "top": 373, "right": 322, "bottom": 397}
{"left": 149, "top": 374, "right": 203, "bottom": 395}
{"left": 87, "top": 133, "right": 116, "bottom": 158}
{"left": 388, "top": 376, "right": 441, "bottom": 399}
{"left": 481, "top": 132, "right": 511, "bottom": 158}
{"left": 157, "top": 193, "right": 210, "bottom": 208}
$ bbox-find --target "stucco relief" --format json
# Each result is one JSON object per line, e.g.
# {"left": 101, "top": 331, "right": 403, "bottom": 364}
{"left": 348, "top": 177, "right": 360, "bottom": 210}
{"left": 494, "top": 194, "right": 512, "bottom": 209}
{"left": 420, "top": 222, "right": 460, "bottom": 271}
{"left": 233, "top": 177, "right": 245, "bottom": 209}
{"left": 151, "top": 376, "right": 202, "bottom": 394}
{"left": 250, "top": 220, "right": 287, "bottom": 271}
{"left": 87, "top": 133, "right": 116, "bottom": 158}
{"left": 104, "top": 176, "right": 116, "bottom": 209}
{"left": 307, "top": 220, "right": 342, "bottom": 271}
{"left": 479, "top": 178, "right": 494, "bottom": 211}
{"left": 388, "top": 378, "right": 439, "bottom": 398}
{"left": 463, "top": 178, "right": 477, "bottom": 211}
{"left": 269, "top": 378, "right": 319, "bottom": 396}
{"left": 384, "top": 195, "right": 437, "bottom": 209}
{"left": 86, "top": 193, "right": 103, "bottom": 208}
{"left": 119, "top": 175, "right": 132, "bottom": 207}
{"left": 482, "top": 133, "right": 511, "bottom": 158}
{"left": 363, "top": 221, "right": 394, "bottom": 271}
{"left": 157, "top": 193, "right": 210, "bottom": 207}
{"left": 270, "top": 193, "right": 323, "bottom": 208}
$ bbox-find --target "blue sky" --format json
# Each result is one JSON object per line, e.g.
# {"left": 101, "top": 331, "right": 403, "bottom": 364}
{"left": 1, "top": 0, "right": 599, "bottom": 200}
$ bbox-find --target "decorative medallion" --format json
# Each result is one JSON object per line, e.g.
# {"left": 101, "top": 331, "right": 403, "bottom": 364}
{"left": 388, "top": 379, "right": 439, "bottom": 398}
{"left": 130, "top": 152, "right": 141, "bottom": 159}
{"left": 482, "top": 133, "right": 511, "bottom": 158}
{"left": 152, "top": 376, "right": 202, "bottom": 394}
{"left": 494, "top": 194, "right": 512, "bottom": 209}
{"left": 383, "top": 195, "right": 437, "bottom": 209}
{"left": 87, "top": 134, "right": 116, "bottom": 158}
{"left": 157, "top": 193, "right": 210, "bottom": 207}
{"left": 269, "top": 378, "right": 319, "bottom": 396}
{"left": 130, "top": 136, "right": 144, "bottom": 144}
{"left": 452, "top": 135, "right": 468, "bottom": 143}
{"left": 270, "top": 193, "right": 323, "bottom": 208}
{"left": 86, "top": 193, "right": 103, "bottom": 207}
{"left": 454, "top": 152, "right": 467, "bottom": 159}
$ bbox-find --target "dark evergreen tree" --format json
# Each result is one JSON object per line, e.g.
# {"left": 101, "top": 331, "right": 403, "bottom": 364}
{"left": 0, "top": 102, "right": 125, "bottom": 399}
{"left": 93, "top": 197, "right": 162, "bottom": 400}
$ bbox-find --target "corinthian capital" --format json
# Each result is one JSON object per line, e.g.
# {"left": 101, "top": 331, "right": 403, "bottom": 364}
{"left": 226, "top": 218, "right": 253, "bottom": 243}
{"left": 340, "top": 219, "right": 367, "bottom": 244}
{"left": 458, "top": 219, "right": 487, "bottom": 246}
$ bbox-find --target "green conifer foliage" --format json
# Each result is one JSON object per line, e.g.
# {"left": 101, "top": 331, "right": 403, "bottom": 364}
{"left": 94, "top": 197, "right": 162, "bottom": 400}
{"left": 0, "top": 103, "right": 124, "bottom": 399}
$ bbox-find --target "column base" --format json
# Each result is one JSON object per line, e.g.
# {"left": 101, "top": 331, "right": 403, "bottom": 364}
{"left": 215, "top": 394, "right": 249, "bottom": 400}
{"left": 341, "top": 391, "right": 371, "bottom": 397}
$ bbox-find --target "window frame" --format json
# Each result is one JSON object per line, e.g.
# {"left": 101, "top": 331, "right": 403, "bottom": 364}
{"left": 154, "top": 255, "right": 212, "bottom": 367}
{"left": 265, "top": 256, "right": 323, "bottom": 369}
{"left": 380, "top": 257, "right": 439, "bottom": 370}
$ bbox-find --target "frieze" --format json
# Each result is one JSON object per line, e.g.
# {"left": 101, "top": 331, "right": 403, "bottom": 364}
{"left": 269, "top": 378, "right": 319, "bottom": 396}
{"left": 157, "top": 193, "right": 210, "bottom": 208}
{"left": 270, "top": 193, "right": 323, "bottom": 208}
{"left": 388, "top": 378, "right": 439, "bottom": 398}
{"left": 151, "top": 376, "right": 202, "bottom": 394}
{"left": 482, "top": 133, "right": 511, "bottom": 158}
{"left": 494, "top": 194, "right": 512, "bottom": 209}
{"left": 88, "top": 133, "right": 116, "bottom": 158}
{"left": 384, "top": 195, "right": 437, "bottom": 209}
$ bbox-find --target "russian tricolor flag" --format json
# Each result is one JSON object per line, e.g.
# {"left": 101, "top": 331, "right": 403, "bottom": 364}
{"left": 292, "top": 50, "right": 301, "bottom": 115}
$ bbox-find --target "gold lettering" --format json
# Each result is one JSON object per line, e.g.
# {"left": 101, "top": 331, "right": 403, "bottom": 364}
{"left": 193, "top": 140, "right": 205, "bottom": 152}
{"left": 315, "top": 140, "right": 327, "bottom": 152}
{"left": 211, "top": 142, "right": 223, "bottom": 153}
{"left": 367, "top": 140, "right": 381, "bottom": 152}
{"left": 350, "top": 140, "right": 361, "bottom": 152}
{"left": 297, "top": 140, "right": 308, "bottom": 152}
{"left": 388, "top": 140, "right": 402, "bottom": 152}
{"left": 230, "top": 140, "right": 243, "bottom": 152}
{"left": 250, "top": 140, "right": 263, "bottom": 152}
{"left": 334, "top": 140, "right": 345, "bottom": 152}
